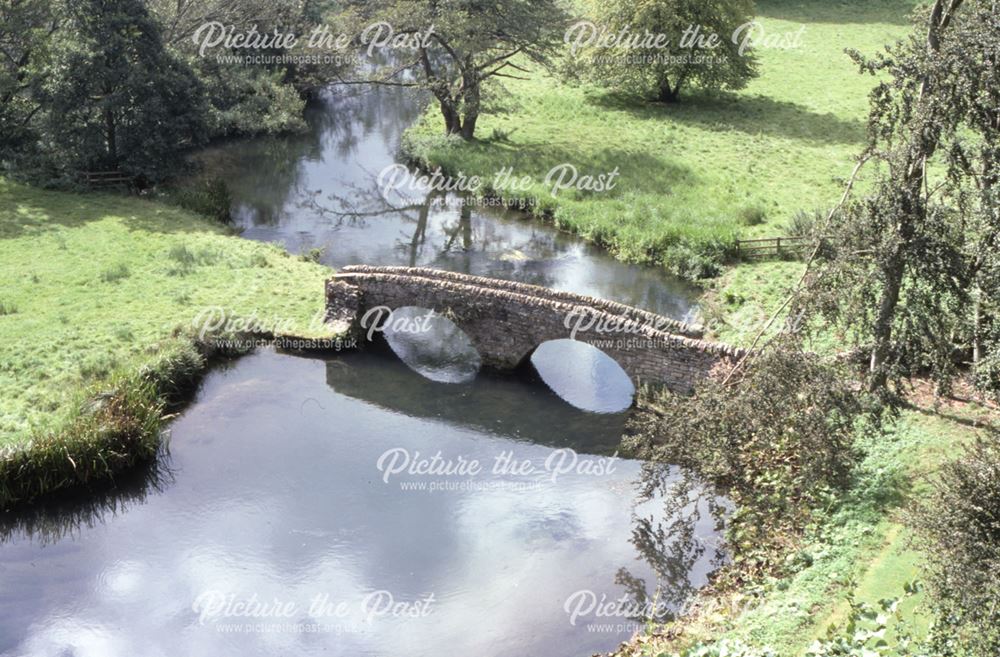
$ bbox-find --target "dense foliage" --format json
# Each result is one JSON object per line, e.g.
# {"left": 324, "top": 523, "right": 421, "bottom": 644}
{"left": 569, "top": 0, "right": 758, "bottom": 102}
{"left": 911, "top": 434, "right": 1000, "bottom": 657}
{"left": 626, "top": 340, "right": 868, "bottom": 579}
{"left": 809, "top": 0, "right": 1000, "bottom": 398}
{"left": 0, "top": 0, "right": 333, "bottom": 183}
{"left": 331, "top": 0, "right": 569, "bottom": 139}
{"left": 38, "top": 0, "right": 208, "bottom": 181}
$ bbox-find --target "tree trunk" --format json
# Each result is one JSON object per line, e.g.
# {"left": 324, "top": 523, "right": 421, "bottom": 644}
{"left": 972, "top": 285, "right": 982, "bottom": 364}
{"left": 409, "top": 193, "right": 432, "bottom": 266}
{"left": 460, "top": 75, "right": 480, "bottom": 140}
{"left": 657, "top": 79, "right": 680, "bottom": 103}
{"left": 865, "top": 0, "right": 962, "bottom": 392}
{"left": 439, "top": 99, "right": 462, "bottom": 135}
{"left": 869, "top": 247, "right": 905, "bottom": 390}
{"left": 105, "top": 108, "right": 117, "bottom": 164}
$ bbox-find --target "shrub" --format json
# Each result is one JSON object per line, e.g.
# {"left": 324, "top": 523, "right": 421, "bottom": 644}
{"left": 788, "top": 209, "right": 824, "bottom": 239}
{"left": 738, "top": 205, "right": 767, "bottom": 227}
{"left": 789, "top": 209, "right": 836, "bottom": 260}
{"left": 974, "top": 337, "right": 1000, "bottom": 401}
{"left": 168, "top": 176, "right": 232, "bottom": 223}
{"left": 911, "top": 434, "right": 1000, "bottom": 656}
{"left": 662, "top": 240, "right": 729, "bottom": 280}
{"left": 625, "top": 338, "right": 868, "bottom": 578}
{"left": 300, "top": 247, "right": 326, "bottom": 264}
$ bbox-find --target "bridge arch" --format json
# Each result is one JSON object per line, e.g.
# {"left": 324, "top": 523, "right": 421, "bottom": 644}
{"left": 525, "top": 339, "right": 635, "bottom": 413}
{"left": 376, "top": 305, "right": 481, "bottom": 384}
{"left": 326, "top": 265, "right": 745, "bottom": 394}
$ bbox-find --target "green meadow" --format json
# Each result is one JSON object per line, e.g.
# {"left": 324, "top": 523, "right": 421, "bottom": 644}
{"left": 0, "top": 178, "right": 331, "bottom": 445}
{"left": 403, "top": 0, "right": 917, "bottom": 275}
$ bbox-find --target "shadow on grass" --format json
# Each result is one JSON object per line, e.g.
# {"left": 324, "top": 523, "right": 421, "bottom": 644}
{"left": 0, "top": 180, "right": 233, "bottom": 241}
{"left": 432, "top": 138, "right": 699, "bottom": 199}
{"left": 755, "top": 0, "right": 919, "bottom": 26}
{"left": 586, "top": 90, "right": 865, "bottom": 147}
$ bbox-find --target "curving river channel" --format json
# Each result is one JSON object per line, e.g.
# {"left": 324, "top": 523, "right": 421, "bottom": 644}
{"left": 0, "top": 87, "right": 727, "bottom": 657}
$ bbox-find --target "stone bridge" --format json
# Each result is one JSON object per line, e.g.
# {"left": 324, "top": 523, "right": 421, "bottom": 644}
{"left": 325, "top": 265, "right": 745, "bottom": 393}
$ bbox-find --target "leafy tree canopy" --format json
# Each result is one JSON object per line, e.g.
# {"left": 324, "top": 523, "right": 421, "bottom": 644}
{"left": 567, "top": 0, "right": 758, "bottom": 102}
{"left": 331, "top": 0, "right": 570, "bottom": 139}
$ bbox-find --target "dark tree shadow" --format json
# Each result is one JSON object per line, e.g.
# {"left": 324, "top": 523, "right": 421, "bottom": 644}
{"left": 755, "top": 0, "right": 918, "bottom": 27}
{"left": 586, "top": 90, "right": 865, "bottom": 147}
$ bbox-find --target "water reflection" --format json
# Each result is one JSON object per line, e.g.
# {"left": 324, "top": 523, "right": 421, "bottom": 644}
{"left": 195, "top": 86, "right": 701, "bottom": 320}
{"left": 530, "top": 340, "right": 636, "bottom": 413}
{"left": 0, "top": 350, "right": 726, "bottom": 657}
{"left": 325, "top": 350, "right": 627, "bottom": 453}
{"left": 619, "top": 466, "right": 731, "bottom": 623}
{"left": 381, "top": 306, "right": 481, "bottom": 383}
{"left": 0, "top": 457, "right": 175, "bottom": 547}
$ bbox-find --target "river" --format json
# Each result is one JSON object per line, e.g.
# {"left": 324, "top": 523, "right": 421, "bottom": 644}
{"left": 0, "top": 86, "right": 725, "bottom": 657}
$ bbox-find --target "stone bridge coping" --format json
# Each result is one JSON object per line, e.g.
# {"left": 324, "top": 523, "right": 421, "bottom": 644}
{"left": 332, "top": 266, "right": 745, "bottom": 360}
{"left": 336, "top": 264, "right": 705, "bottom": 338}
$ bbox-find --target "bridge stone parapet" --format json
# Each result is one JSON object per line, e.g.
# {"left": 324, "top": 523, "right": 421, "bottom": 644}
{"left": 326, "top": 265, "right": 745, "bottom": 393}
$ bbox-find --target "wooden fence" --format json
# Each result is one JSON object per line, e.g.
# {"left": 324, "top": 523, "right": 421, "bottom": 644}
{"left": 735, "top": 235, "right": 816, "bottom": 260}
{"left": 79, "top": 170, "right": 133, "bottom": 189}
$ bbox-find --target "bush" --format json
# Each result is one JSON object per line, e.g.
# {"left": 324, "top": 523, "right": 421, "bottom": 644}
{"left": 662, "top": 240, "right": 730, "bottom": 280}
{"left": 168, "top": 176, "right": 232, "bottom": 223}
{"left": 738, "top": 205, "right": 767, "bottom": 227}
{"left": 788, "top": 208, "right": 838, "bottom": 260}
{"left": 789, "top": 209, "right": 823, "bottom": 238}
{"left": 626, "top": 338, "right": 868, "bottom": 578}
{"left": 974, "top": 338, "right": 1000, "bottom": 402}
{"left": 911, "top": 434, "right": 1000, "bottom": 656}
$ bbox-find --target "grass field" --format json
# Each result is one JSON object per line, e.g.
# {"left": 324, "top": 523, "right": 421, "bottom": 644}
{"left": 403, "top": 0, "right": 919, "bottom": 275}
{"left": 0, "top": 179, "right": 331, "bottom": 445}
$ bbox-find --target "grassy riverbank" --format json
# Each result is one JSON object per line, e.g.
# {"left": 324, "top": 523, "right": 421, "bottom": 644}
{"left": 0, "top": 178, "right": 335, "bottom": 505}
{"left": 402, "top": 0, "right": 917, "bottom": 277}
{"left": 621, "top": 387, "right": 993, "bottom": 657}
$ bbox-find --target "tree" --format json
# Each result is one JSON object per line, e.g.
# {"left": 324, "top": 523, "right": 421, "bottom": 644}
{"left": 144, "top": 0, "right": 297, "bottom": 47}
{"left": 331, "top": 0, "right": 570, "bottom": 140}
{"left": 569, "top": 0, "right": 758, "bottom": 102}
{"left": 37, "top": 0, "right": 208, "bottom": 179}
{"left": 911, "top": 433, "right": 1000, "bottom": 656}
{"left": 146, "top": 0, "right": 340, "bottom": 138}
{"left": 0, "top": 0, "right": 57, "bottom": 157}
{"left": 812, "top": 0, "right": 1000, "bottom": 394}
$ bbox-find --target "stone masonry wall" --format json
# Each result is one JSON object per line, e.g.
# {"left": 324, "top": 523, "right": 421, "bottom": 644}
{"left": 326, "top": 266, "right": 745, "bottom": 393}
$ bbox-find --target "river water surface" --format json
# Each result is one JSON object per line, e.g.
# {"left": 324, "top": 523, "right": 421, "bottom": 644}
{"left": 0, "top": 87, "right": 725, "bottom": 657}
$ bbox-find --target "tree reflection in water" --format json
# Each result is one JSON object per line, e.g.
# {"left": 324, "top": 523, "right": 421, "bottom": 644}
{"left": 617, "top": 463, "right": 730, "bottom": 624}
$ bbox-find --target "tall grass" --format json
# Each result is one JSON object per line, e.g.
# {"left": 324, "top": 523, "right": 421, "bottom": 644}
{"left": 0, "top": 369, "right": 164, "bottom": 509}
{"left": 0, "top": 332, "right": 259, "bottom": 509}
